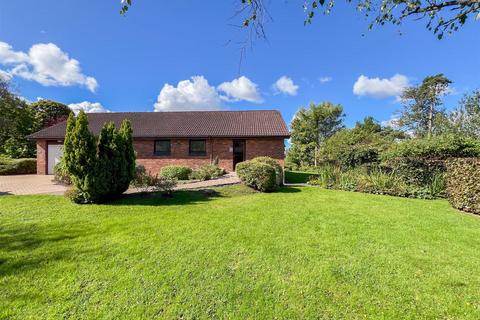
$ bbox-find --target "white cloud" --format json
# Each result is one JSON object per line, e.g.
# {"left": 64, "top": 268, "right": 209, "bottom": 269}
{"left": 68, "top": 101, "right": 110, "bottom": 114}
{"left": 353, "top": 74, "right": 410, "bottom": 99}
{"left": 154, "top": 76, "right": 222, "bottom": 111}
{"left": 218, "top": 76, "right": 263, "bottom": 103}
{"left": 273, "top": 76, "right": 299, "bottom": 96}
{"left": 381, "top": 116, "right": 400, "bottom": 129}
{"left": 0, "top": 69, "right": 12, "bottom": 81}
{"left": 0, "top": 41, "right": 98, "bottom": 92}
{"left": 319, "top": 76, "right": 332, "bottom": 83}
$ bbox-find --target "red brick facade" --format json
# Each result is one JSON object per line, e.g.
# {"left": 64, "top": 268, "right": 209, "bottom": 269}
{"left": 36, "top": 137, "right": 285, "bottom": 174}
{"left": 36, "top": 140, "right": 47, "bottom": 175}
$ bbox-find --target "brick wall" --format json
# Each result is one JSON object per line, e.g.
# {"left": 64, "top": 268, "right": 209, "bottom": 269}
{"left": 36, "top": 140, "right": 47, "bottom": 175}
{"left": 136, "top": 137, "right": 285, "bottom": 174}
{"left": 37, "top": 137, "right": 286, "bottom": 175}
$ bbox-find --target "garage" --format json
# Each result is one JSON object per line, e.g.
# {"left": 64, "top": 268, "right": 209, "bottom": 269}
{"left": 47, "top": 144, "right": 63, "bottom": 175}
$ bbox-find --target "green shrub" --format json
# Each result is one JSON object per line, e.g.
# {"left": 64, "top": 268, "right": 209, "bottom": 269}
{"left": 159, "top": 165, "right": 192, "bottom": 180}
{"left": 284, "top": 171, "right": 318, "bottom": 184}
{"left": 189, "top": 164, "right": 226, "bottom": 181}
{"left": 236, "top": 160, "right": 277, "bottom": 192}
{"left": 132, "top": 164, "right": 177, "bottom": 195}
{"left": 53, "top": 159, "right": 71, "bottom": 185}
{"left": 0, "top": 158, "right": 36, "bottom": 175}
{"left": 63, "top": 111, "right": 136, "bottom": 203}
{"left": 382, "top": 135, "right": 480, "bottom": 160}
{"left": 446, "top": 158, "right": 480, "bottom": 214}
{"left": 356, "top": 170, "right": 409, "bottom": 197}
{"left": 251, "top": 157, "right": 283, "bottom": 185}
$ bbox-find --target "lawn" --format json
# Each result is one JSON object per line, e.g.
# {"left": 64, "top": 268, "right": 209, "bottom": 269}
{"left": 1, "top": 185, "right": 480, "bottom": 319}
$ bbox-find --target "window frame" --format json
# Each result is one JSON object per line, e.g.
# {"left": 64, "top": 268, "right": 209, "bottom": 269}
{"left": 189, "top": 139, "right": 207, "bottom": 156}
{"left": 154, "top": 139, "right": 171, "bottom": 156}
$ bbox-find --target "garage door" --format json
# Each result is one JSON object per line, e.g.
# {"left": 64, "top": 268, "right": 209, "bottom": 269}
{"left": 47, "top": 144, "right": 64, "bottom": 175}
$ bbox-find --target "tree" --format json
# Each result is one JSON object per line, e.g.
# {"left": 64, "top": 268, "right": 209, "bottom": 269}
{"left": 319, "top": 117, "right": 406, "bottom": 168}
{"left": 0, "top": 79, "right": 37, "bottom": 158}
{"left": 287, "top": 102, "right": 344, "bottom": 167}
{"left": 64, "top": 110, "right": 136, "bottom": 203}
{"left": 399, "top": 74, "right": 452, "bottom": 138}
{"left": 30, "top": 99, "right": 72, "bottom": 129}
{"left": 119, "top": 0, "right": 479, "bottom": 39}
{"left": 447, "top": 89, "right": 480, "bottom": 138}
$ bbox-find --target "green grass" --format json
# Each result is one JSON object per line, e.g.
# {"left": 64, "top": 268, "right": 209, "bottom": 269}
{"left": 284, "top": 170, "right": 318, "bottom": 183}
{"left": 1, "top": 185, "right": 480, "bottom": 319}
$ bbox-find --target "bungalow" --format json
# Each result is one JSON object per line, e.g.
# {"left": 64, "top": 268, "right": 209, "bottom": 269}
{"left": 29, "top": 110, "right": 290, "bottom": 175}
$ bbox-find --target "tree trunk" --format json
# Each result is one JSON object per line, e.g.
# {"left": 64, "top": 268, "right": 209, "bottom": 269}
{"left": 427, "top": 102, "right": 433, "bottom": 139}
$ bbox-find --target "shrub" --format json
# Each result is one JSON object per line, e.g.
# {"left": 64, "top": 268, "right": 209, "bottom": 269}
{"left": 251, "top": 157, "right": 283, "bottom": 185}
{"left": 382, "top": 135, "right": 480, "bottom": 160}
{"left": 236, "top": 160, "right": 277, "bottom": 192}
{"left": 131, "top": 164, "right": 177, "bottom": 195}
{"left": 63, "top": 111, "right": 136, "bottom": 203}
{"left": 159, "top": 165, "right": 192, "bottom": 180}
{"left": 0, "top": 158, "right": 36, "bottom": 175}
{"left": 53, "top": 159, "right": 71, "bottom": 185}
{"left": 190, "top": 164, "right": 226, "bottom": 181}
{"left": 446, "top": 158, "right": 480, "bottom": 214}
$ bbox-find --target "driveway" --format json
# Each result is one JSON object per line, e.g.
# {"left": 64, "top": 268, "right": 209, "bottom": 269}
{"left": 0, "top": 173, "right": 241, "bottom": 196}
{"left": 0, "top": 175, "right": 68, "bottom": 196}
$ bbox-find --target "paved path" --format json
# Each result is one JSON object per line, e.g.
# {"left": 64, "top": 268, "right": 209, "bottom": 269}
{"left": 0, "top": 175, "right": 68, "bottom": 196}
{"left": 0, "top": 173, "right": 241, "bottom": 196}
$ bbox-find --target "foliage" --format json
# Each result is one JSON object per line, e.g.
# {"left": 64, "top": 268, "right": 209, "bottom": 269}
{"left": 131, "top": 164, "right": 177, "bottom": 195}
{"left": 446, "top": 158, "right": 480, "bottom": 214}
{"left": 0, "top": 79, "right": 37, "bottom": 158}
{"left": 319, "top": 117, "right": 405, "bottom": 168}
{"left": 190, "top": 164, "right": 226, "bottom": 181}
{"left": 120, "top": 1, "right": 479, "bottom": 39}
{"left": 382, "top": 134, "right": 480, "bottom": 160}
{"left": 159, "top": 165, "right": 192, "bottom": 180}
{"left": 236, "top": 160, "right": 277, "bottom": 192}
{"left": 251, "top": 156, "right": 283, "bottom": 185}
{"left": 63, "top": 111, "right": 136, "bottom": 203}
{"left": 446, "top": 89, "right": 480, "bottom": 138}
{"left": 30, "top": 99, "right": 72, "bottom": 128}
{"left": 308, "top": 164, "right": 446, "bottom": 199}
{"left": 53, "top": 158, "right": 71, "bottom": 185}
{"left": 399, "top": 74, "right": 451, "bottom": 138}
{"left": 0, "top": 157, "right": 36, "bottom": 175}
{"left": 287, "top": 101, "right": 344, "bottom": 167}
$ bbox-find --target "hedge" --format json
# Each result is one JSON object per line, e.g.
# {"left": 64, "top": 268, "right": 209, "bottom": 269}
{"left": 0, "top": 158, "right": 36, "bottom": 175}
{"left": 159, "top": 165, "right": 192, "bottom": 180}
{"left": 446, "top": 158, "right": 480, "bottom": 214}
{"left": 236, "top": 160, "right": 277, "bottom": 192}
{"left": 251, "top": 156, "right": 283, "bottom": 185}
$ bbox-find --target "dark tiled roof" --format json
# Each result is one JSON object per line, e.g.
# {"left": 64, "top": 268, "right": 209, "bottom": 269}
{"left": 28, "top": 110, "right": 290, "bottom": 139}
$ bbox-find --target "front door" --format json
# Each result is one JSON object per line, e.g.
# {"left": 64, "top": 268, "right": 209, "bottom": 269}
{"left": 233, "top": 140, "right": 245, "bottom": 170}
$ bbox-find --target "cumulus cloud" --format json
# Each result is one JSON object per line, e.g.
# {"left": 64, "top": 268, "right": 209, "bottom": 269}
{"left": 381, "top": 116, "right": 401, "bottom": 129}
{"left": 273, "top": 76, "right": 299, "bottom": 96}
{"left": 319, "top": 76, "right": 332, "bottom": 83}
{"left": 68, "top": 101, "right": 110, "bottom": 114}
{"left": 0, "top": 69, "right": 12, "bottom": 81}
{"left": 154, "top": 76, "right": 222, "bottom": 111}
{"left": 353, "top": 74, "right": 410, "bottom": 99}
{"left": 0, "top": 41, "right": 98, "bottom": 92}
{"left": 218, "top": 76, "right": 263, "bottom": 103}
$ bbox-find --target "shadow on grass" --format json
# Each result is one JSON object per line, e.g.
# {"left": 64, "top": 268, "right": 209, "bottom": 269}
{"left": 276, "top": 186, "right": 302, "bottom": 193}
{"left": 110, "top": 189, "right": 223, "bottom": 207}
{"left": 0, "top": 225, "right": 93, "bottom": 277}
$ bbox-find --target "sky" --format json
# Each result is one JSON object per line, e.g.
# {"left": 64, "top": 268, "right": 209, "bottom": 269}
{"left": 0, "top": 0, "right": 478, "bottom": 128}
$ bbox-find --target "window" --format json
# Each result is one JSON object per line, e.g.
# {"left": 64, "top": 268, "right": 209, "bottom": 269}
{"left": 189, "top": 139, "right": 206, "bottom": 156}
{"left": 154, "top": 140, "right": 171, "bottom": 156}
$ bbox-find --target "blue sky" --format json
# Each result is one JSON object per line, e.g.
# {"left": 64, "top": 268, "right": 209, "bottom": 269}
{"left": 0, "top": 0, "right": 478, "bottom": 127}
